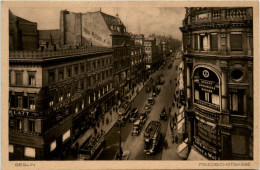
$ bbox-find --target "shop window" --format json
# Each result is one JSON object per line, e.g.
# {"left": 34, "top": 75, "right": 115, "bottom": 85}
{"left": 231, "top": 135, "right": 246, "bottom": 155}
{"left": 74, "top": 64, "right": 78, "bottom": 75}
{"left": 67, "top": 87, "right": 71, "bottom": 98}
{"left": 49, "top": 91, "right": 54, "bottom": 107}
{"left": 50, "top": 140, "right": 56, "bottom": 152}
{"left": 62, "top": 129, "right": 71, "bottom": 143}
{"left": 9, "top": 144, "right": 14, "bottom": 153}
{"left": 28, "top": 120, "right": 35, "bottom": 132}
{"left": 210, "top": 33, "right": 218, "bottom": 51}
{"left": 230, "top": 89, "right": 244, "bottom": 115}
{"left": 24, "top": 147, "right": 36, "bottom": 158}
{"left": 58, "top": 90, "right": 63, "bottom": 102}
{"left": 48, "top": 70, "right": 55, "bottom": 83}
{"left": 249, "top": 136, "right": 253, "bottom": 158}
{"left": 15, "top": 71, "right": 23, "bottom": 86}
{"left": 29, "top": 94, "right": 35, "bottom": 110}
{"left": 80, "top": 63, "right": 85, "bottom": 73}
{"left": 58, "top": 68, "right": 64, "bottom": 81}
{"left": 17, "top": 119, "right": 23, "bottom": 131}
{"left": 200, "top": 34, "right": 208, "bottom": 51}
{"left": 28, "top": 71, "right": 36, "bottom": 86}
{"left": 66, "top": 66, "right": 72, "bottom": 78}
{"left": 230, "top": 33, "right": 243, "bottom": 51}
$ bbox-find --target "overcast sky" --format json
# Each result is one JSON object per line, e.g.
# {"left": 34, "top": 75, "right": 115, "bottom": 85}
{"left": 10, "top": 7, "right": 185, "bottom": 40}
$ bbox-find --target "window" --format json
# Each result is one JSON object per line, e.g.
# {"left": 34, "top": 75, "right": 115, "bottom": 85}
{"left": 230, "top": 89, "right": 244, "bottom": 115}
{"left": 29, "top": 120, "right": 35, "bottom": 132}
{"left": 210, "top": 33, "right": 218, "bottom": 51}
{"left": 67, "top": 87, "right": 71, "bottom": 98}
{"left": 74, "top": 65, "right": 78, "bottom": 75}
{"left": 87, "top": 61, "right": 91, "bottom": 71}
{"left": 102, "top": 72, "right": 105, "bottom": 80}
{"left": 102, "top": 59, "right": 104, "bottom": 66}
{"left": 230, "top": 69, "right": 245, "bottom": 82}
{"left": 49, "top": 91, "right": 54, "bottom": 107}
{"left": 80, "top": 80, "right": 84, "bottom": 90}
{"left": 62, "top": 130, "right": 71, "bottom": 142}
{"left": 28, "top": 71, "right": 36, "bottom": 86}
{"left": 87, "top": 76, "right": 91, "bottom": 87}
{"left": 48, "top": 70, "right": 55, "bottom": 83}
{"left": 50, "top": 140, "right": 56, "bottom": 152}
{"left": 24, "top": 147, "right": 36, "bottom": 158}
{"left": 16, "top": 93, "right": 23, "bottom": 108}
{"left": 66, "top": 66, "right": 72, "bottom": 78}
{"left": 15, "top": 71, "right": 23, "bottom": 85}
{"left": 200, "top": 34, "right": 208, "bottom": 51}
{"left": 58, "top": 89, "right": 63, "bottom": 102}
{"left": 230, "top": 33, "right": 243, "bottom": 51}
{"left": 97, "top": 60, "right": 100, "bottom": 68}
{"left": 29, "top": 94, "right": 35, "bottom": 110}
{"left": 92, "top": 61, "right": 96, "bottom": 70}
{"left": 58, "top": 68, "right": 64, "bottom": 81}
{"left": 17, "top": 119, "right": 23, "bottom": 130}
{"left": 80, "top": 63, "right": 85, "bottom": 73}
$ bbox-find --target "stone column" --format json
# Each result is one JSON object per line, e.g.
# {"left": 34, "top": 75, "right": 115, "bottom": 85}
{"left": 221, "top": 62, "right": 228, "bottom": 112}
{"left": 198, "top": 34, "right": 201, "bottom": 51}
{"left": 207, "top": 33, "right": 211, "bottom": 52}
{"left": 186, "top": 64, "right": 191, "bottom": 99}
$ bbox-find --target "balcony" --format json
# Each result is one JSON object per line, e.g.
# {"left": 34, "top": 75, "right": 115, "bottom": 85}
{"left": 9, "top": 47, "right": 113, "bottom": 60}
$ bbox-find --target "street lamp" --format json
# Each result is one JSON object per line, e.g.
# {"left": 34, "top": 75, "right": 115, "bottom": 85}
{"left": 117, "top": 110, "right": 123, "bottom": 160}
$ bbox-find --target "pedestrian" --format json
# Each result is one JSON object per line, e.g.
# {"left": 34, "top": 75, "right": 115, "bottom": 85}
{"left": 175, "top": 135, "right": 178, "bottom": 144}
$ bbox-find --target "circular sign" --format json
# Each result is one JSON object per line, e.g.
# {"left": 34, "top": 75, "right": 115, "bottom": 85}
{"left": 202, "top": 70, "right": 210, "bottom": 78}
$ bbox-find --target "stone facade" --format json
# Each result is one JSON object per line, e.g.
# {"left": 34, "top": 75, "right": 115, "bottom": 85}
{"left": 180, "top": 7, "right": 253, "bottom": 160}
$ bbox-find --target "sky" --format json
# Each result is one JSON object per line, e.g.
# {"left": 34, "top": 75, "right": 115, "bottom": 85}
{"left": 10, "top": 6, "right": 185, "bottom": 40}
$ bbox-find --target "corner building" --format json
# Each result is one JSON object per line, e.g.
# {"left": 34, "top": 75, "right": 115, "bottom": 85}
{"left": 180, "top": 7, "right": 253, "bottom": 160}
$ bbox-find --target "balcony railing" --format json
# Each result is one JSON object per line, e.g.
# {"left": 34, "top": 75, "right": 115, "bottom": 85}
{"left": 9, "top": 47, "right": 112, "bottom": 59}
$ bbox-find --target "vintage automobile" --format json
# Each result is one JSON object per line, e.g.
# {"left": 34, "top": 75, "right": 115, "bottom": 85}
{"left": 130, "top": 108, "right": 139, "bottom": 122}
{"left": 131, "top": 119, "right": 142, "bottom": 136}
{"left": 144, "top": 104, "right": 151, "bottom": 114}
{"left": 147, "top": 98, "right": 155, "bottom": 105}
{"left": 160, "top": 108, "right": 167, "bottom": 120}
{"left": 139, "top": 113, "right": 147, "bottom": 124}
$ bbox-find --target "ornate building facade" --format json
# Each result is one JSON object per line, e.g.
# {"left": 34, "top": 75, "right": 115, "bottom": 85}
{"left": 9, "top": 47, "right": 113, "bottom": 160}
{"left": 180, "top": 7, "right": 253, "bottom": 160}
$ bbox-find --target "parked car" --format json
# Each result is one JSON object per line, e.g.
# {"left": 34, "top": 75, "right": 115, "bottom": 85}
{"left": 152, "top": 91, "right": 157, "bottom": 97}
{"left": 131, "top": 119, "right": 142, "bottom": 136}
{"left": 130, "top": 108, "right": 139, "bottom": 122}
{"left": 147, "top": 98, "right": 155, "bottom": 105}
{"left": 139, "top": 113, "right": 147, "bottom": 124}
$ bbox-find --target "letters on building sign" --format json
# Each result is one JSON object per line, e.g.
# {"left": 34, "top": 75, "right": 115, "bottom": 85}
{"left": 9, "top": 110, "right": 39, "bottom": 117}
{"left": 199, "top": 79, "right": 216, "bottom": 93}
{"left": 53, "top": 94, "right": 82, "bottom": 111}
{"left": 194, "top": 136, "right": 220, "bottom": 160}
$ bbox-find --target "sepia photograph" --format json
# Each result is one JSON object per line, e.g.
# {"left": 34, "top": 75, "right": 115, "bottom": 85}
{"left": 1, "top": 1, "right": 259, "bottom": 169}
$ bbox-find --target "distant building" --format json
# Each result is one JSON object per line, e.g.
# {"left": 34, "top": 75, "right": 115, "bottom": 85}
{"left": 9, "top": 10, "right": 39, "bottom": 51}
{"left": 180, "top": 7, "right": 253, "bottom": 160}
{"left": 9, "top": 47, "right": 113, "bottom": 160}
{"left": 38, "top": 29, "right": 61, "bottom": 49}
{"left": 60, "top": 10, "right": 133, "bottom": 104}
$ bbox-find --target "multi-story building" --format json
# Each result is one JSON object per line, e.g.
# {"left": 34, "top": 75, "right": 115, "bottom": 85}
{"left": 59, "top": 10, "right": 132, "bottom": 104}
{"left": 180, "top": 7, "right": 253, "bottom": 160}
{"left": 9, "top": 47, "right": 113, "bottom": 160}
{"left": 9, "top": 10, "right": 39, "bottom": 51}
{"left": 129, "top": 37, "right": 146, "bottom": 94}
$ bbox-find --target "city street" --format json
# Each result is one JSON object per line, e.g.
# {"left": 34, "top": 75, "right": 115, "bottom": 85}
{"left": 98, "top": 55, "right": 182, "bottom": 160}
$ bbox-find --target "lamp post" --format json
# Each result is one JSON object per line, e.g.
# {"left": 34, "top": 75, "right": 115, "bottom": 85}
{"left": 117, "top": 108, "right": 123, "bottom": 160}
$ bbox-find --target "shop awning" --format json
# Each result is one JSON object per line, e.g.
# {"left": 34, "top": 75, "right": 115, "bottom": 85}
{"left": 187, "top": 147, "right": 208, "bottom": 160}
{"left": 177, "top": 138, "right": 189, "bottom": 158}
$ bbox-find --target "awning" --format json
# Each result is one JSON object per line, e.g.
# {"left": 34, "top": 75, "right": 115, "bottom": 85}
{"left": 187, "top": 147, "right": 208, "bottom": 160}
{"left": 177, "top": 138, "right": 189, "bottom": 158}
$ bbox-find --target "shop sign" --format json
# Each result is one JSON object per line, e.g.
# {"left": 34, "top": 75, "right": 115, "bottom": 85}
{"left": 53, "top": 94, "right": 82, "bottom": 111}
{"left": 9, "top": 109, "right": 40, "bottom": 117}
{"left": 194, "top": 136, "right": 219, "bottom": 160}
{"left": 199, "top": 79, "right": 215, "bottom": 93}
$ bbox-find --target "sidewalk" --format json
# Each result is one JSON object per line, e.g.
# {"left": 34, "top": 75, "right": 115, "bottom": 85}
{"left": 161, "top": 104, "right": 184, "bottom": 160}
